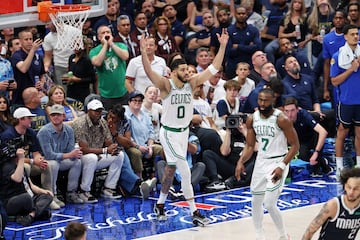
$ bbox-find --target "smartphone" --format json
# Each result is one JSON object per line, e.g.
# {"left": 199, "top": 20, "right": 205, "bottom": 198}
{"left": 8, "top": 79, "right": 14, "bottom": 84}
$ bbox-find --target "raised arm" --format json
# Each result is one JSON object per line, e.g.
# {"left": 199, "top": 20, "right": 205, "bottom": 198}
{"left": 140, "top": 36, "right": 169, "bottom": 95}
{"left": 191, "top": 28, "right": 229, "bottom": 87}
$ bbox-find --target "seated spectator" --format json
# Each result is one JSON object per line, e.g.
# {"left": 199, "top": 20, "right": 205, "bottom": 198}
{"left": 194, "top": 48, "right": 211, "bottom": 74}
{"left": 141, "top": 85, "right": 163, "bottom": 143}
{"left": 157, "top": 132, "right": 205, "bottom": 199}
{"left": 283, "top": 97, "right": 333, "bottom": 177}
{"left": 106, "top": 104, "right": 157, "bottom": 199}
{"left": 213, "top": 80, "right": 242, "bottom": 130}
{"left": 125, "top": 91, "right": 163, "bottom": 178}
{"left": 189, "top": 0, "right": 218, "bottom": 33}
{"left": 37, "top": 104, "right": 84, "bottom": 206}
{"left": 232, "top": 62, "right": 255, "bottom": 108}
{"left": 162, "top": 4, "right": 186, "bottom": 48}
{"left": 248, "top": 51, "right": 268, "bottom": 86}
{"left": 1, "top": 107, "right": 55, "bottom": 209}
{"left": 0, "top": 94, "right": 13, "bottom": 133}
{"left": 0, "top": 54, "right": 16, "bottom": 97}
{"left": 64, "top": 38, "right": 96, "bottom": 104}
{"left": 243, "top": 0, "right": 265, "bottom": 31}
{"left": 0, "top": 148, "right": 52, "bottom": 227}
{"left": 45, "top": 85, "right": 78, "bottom": 124}
{"left": 22, "top": 87, "right": 48, "bottom": 132}
{"left": 203, "top": 119, "right": 256, "bottom": 191}
{"left": 71, "top": 99, "right": 124, "bottom": 203}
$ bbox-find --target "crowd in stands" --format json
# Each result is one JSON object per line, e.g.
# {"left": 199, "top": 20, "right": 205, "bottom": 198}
{"left": 0, "top": 0, "right": 358, "bottom": 231}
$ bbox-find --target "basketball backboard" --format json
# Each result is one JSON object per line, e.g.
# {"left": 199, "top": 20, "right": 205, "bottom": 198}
{"left": 0, "top": 0, "right": 107, "bottom": 29}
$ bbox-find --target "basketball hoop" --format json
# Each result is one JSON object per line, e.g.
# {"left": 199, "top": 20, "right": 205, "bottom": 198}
{"left": 38, "top": 2, "right": 90, "bottom": 50}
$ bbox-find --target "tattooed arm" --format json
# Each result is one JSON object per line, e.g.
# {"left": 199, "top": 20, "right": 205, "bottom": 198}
{"left": 302, "top": 198, "right": 338, "bottom": 239}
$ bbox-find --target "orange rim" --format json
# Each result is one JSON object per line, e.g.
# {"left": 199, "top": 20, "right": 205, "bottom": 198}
{"left": 38, "top": 3, "right": 90, "bottom": 22}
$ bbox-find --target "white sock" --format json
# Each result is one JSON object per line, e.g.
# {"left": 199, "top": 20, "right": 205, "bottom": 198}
{"left": 188, "top": 199, "right": 196, "bottom": 214}
{"left": 336, "top": 157, "right": 344, "bottom": 170}
{"left": 252, "top": 194, "right": 265, "bottom": 238}
{"left": 157, "top": 192, "right": 168, "bottom": 204}
{"left": 356, "top": 156, "right": 360, "bottom": 167}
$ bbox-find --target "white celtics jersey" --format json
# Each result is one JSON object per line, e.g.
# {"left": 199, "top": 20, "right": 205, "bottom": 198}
{"left": 161, "top": 79, "right": 193, "bottom": 128}
{"left": 252, "top": 109, "right": 288, "bottom": 159}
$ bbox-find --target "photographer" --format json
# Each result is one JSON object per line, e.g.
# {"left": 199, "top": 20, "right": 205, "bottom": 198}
{"left": 0, "top": 148, "right": 53, "bottom": 227}
{"left": 202, "top": 115, "right": 256, "bottom": 191}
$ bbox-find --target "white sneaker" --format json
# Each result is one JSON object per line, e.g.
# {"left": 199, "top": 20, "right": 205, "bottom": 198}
{"left": 79, "top": 191, "right": 98, "bottom": 203}
{"left": 101, "top": 188, "right": 122, "bottom": 199}
{"left": 53, "top": 196, "right": 65, "bottom": 207}
{"left": 140, "top": 178, "right": 157, "bottom": 199}
{"left": 49, "top": 201, "right": 60, "bottom": 210}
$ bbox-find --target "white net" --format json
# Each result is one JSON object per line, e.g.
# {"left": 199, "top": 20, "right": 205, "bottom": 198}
{"left": 49, "top": 9, "right": 89, "bottom": 50}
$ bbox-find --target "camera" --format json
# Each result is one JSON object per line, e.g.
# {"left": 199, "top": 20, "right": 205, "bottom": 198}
{"left": 0, "top": 137, "right": 25, "bottom": 164}
{"left": 225, "top": 114, "right": 247, "bottom": 129}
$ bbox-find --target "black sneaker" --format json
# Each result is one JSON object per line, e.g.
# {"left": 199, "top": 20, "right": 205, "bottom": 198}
{"left": 168, "top": 187, "right": 185, "bottom": 201}
{"left": 154, "top": 203, "right": 167, "bottom": 221}
{"left": 205, "top": 181, "right": 226, "bottom": 192}
{"left": 192, "top": 210, "right": 210, "bottom": 226}
{"left": 16, "top": 215, "right": 34, "bottom": 227}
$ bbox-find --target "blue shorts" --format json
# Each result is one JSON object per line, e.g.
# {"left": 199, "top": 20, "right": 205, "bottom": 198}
{"left": 337, "top": 103, "right": 360, "bottom": 128}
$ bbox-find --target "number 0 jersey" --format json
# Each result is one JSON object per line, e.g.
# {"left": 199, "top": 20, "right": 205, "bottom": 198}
{"left": 252, "top": 109, "right": 288, "bottom": 159}
{"left": 161, "top": 79, "right": 193, "bottom": 128}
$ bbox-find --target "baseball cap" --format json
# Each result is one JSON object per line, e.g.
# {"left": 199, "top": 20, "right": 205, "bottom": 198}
{"left": 49, "top": 104, "right": 65, "bottom": 115}
{"left": 87, "top": 99, "right": 104, "bottom": 111}
{"left": 13, "top": 107, "right": 36, "bottom": 119}
{"left": 128, "top": 90, "right": 144, "bottom": 101}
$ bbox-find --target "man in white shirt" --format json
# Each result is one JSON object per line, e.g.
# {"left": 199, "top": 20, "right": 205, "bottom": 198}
{"left": 125, "top": 36, "right": 167, "bottom": 93}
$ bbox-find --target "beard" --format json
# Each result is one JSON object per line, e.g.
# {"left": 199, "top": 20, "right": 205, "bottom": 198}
{"left": 259, "top": 105, "right": 273, "bottom": 116}
{"left": 269, "top": 72, "right": 278, "bottom": 81}
{"left": 177, "top": 73, "right": 187, "bottom": 83}
{"left": 289, "top": 67, "right": 301, "bottom": 75}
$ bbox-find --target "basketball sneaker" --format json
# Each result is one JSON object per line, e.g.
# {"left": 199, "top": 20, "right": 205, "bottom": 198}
{"left": 192, "top": 210, "right": 210, "bottom": 226}
{"left": 154, "top": 203, "right": 167, "bottom": 221}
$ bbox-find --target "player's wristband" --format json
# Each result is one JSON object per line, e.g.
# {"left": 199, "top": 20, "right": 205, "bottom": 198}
{"left": 278, "top": 161, "right": 287, "bottom": 170}
{"left": 207, "top": 64, "right": 218, "bottom": 75}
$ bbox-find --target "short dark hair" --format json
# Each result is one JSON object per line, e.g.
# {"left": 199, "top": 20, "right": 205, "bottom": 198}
{"left": 170, "top": 58, "right": 187, "bottom": 71}
{"left": 259, "top": 87, "right": 274, "bottom": 97}
{"left": 64, "top": 222, "right": 87, "bottom": 240}
{"left": 283, "top": 96, "right": 299, "bottom": 107}
{"left": 109, "top": 103, "right": 125, "bottom": 120}
{"left": 343, "top": 24, "right": 358, "bottom": 35}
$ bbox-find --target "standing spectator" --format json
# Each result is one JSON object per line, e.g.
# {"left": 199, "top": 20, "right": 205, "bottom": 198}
{"left": 227, "top": 6, "right": 262, "bottom": 79}
{"left": 125, "top": 91, "right": 163, "bottom": 178}
{"left": 0, "top": 94, "right": 12, "bottom": 133}
{"left": 322, "top": 9, "right": 346, "bottom": 103}
{"left": 243, "top": 0, "right": 265, "bottom": 31}
{"left": 93, "top": 0, "right": 121, "bottom": 37}
{"left": 260, "top": 0, "right": 288, "bottom": 50}
{"left": 210, "top": 8, "right": 231, "bottom": 56}
{"left": 302, "top": 168, "right": 360, "bottom": 239}
{"left": 45, "top": 85, "right": 78, "bottom": 124}
{"left": 0, "top": 148, "right": 53, "bottom": 227}
{"left": 37, "top": 104, "right": 84, "bottom": 206}
{"left": 125, "top": 36, "right": 167, "bottom": 93}
{"left": 11, "top": 30, "right": 45, "bottom": 105}
{"left": 71, "top": 99, "right": 124, "bottom": 202}
{"left": 152, "top": 16, "right": 180, "bottom": 61}
{"left": 6, "top": 37, "right": 21, "bottom": 59}
{"left": 283, "top": 97, "right": 332, "bottom": 176}
{"left": 64, "top": 38, "right": 96, "bottom": 104}
{"left": 142, "top": 0, "right": 157, "bottom": 28}
{"left": 348, "top": 2, "right": 360, "bottom": 27}
{"left": 330, "top": 24, "right": 360, "bottom": 175}
{"left": 43, "top": 22, "right": 74, "bottom": 86}
{"left": 235, "top": 88, "right": 299, "bottom": 240}
{"left": 188, "top": 12, "right": 216, "bottom": 53}
{"left": 0, "top": 54, "right": 16, "bottom": 97}
{"left": 162, "top": 4, "right": 186, "bottom": 48}
{"left": 114, "top": 15, "right": 139, "bottom": 62}
{"left": 89, "top": 25, "right": 129, "bottom": 110}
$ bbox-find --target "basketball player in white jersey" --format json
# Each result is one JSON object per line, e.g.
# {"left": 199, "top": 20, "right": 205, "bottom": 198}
{"left": 235, "top": 88, "right": 299, "bottom": 239}
{"left": 140, "top": 29, "right": 228, "bottom": 226}
{"left": 302, "top": 167, "right": 360, "bottom": 240}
